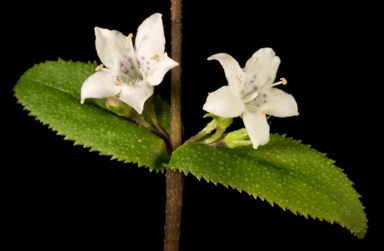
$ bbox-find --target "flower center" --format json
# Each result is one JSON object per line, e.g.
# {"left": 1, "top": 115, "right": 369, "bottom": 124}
{"left": 242, "top": 77, "right": 288, "bottom": 113}
{"left": 241, "top": 90, "right": 258, "bottom": 103}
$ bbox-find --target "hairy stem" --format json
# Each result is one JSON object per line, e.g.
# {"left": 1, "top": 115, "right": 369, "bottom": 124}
{"left": 164, "top": 1, "right": 185, "bottom": 251}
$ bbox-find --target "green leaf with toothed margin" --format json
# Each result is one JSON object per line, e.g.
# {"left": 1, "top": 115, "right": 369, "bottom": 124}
{"left": 168, "top": 134, "right": 367, "bottom": 238}
{"left": 14, "top": 59, "right": 170, "bottom": 171}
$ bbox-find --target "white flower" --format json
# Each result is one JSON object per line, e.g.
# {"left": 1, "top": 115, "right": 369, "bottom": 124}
{"left": 203, "top": 48, "right": 299, "bottom": 149}
{"left": 80, "top": 13, "right": 178, "bottom": 114}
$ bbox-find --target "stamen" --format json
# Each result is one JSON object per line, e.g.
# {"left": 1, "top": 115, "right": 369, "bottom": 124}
{"left": 242, "top": 91, "right": 258, "bottom": 103}
{"left": 236, "top": 76, "right": 242, "bottom": 83}
{"left": 127, "top": 33, "right": 133, "bottom": 39}
{"left": 252, "top": 57, "right": 259, "bottom": 63}
{"left": 150, "top": 54, "right": 159, "bottom": 60}
{"left": 115, "top": 81, "right": 121, "bottom": 86}
{"left": 270, "top": 77, "right": 288, "bottom": 88}
{"left": 260, "top": 110, "right": 267, "bottom": 115}
{"left": 95, "top": 64, "right": 104, "bottom": 71}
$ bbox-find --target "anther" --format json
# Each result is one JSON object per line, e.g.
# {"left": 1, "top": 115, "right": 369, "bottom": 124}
{"left": 280, "top": 77, "right": 288, "bottom": 85}
{"left": 95, "top": 64, "right": 104, "bottom": 71}
{"left": 150, "top": 54, "right": 159, "bottom": 60}
{"left": 115, "top": 81, "right": 121, "bottom": 86}
{"left": 252, "top": 57, "right": 259, "bottom": 63}
{"left": 236, "top": 76, "right": 242, "bottom": 83}
{"left": 127, "top": 33, "right": 133, "bottom": 39}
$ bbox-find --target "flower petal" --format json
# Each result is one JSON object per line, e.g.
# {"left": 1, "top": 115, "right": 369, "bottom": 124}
{"left": 244, "top": 48, "right": 281, "bottom": 88}
{"left": 80, "top": 70, "right": 122, "bottom": 104}
{"left": 203, "top": 86, "right": 245, "bottom": 118}
{"left": 95, "top": 27, "right": 135, "bottom": 70}
{"left": 119, "top": 81, "right": 154, "bottom": 114}
{"left": 242, "top": 110, "right": 270, "bottom": 149}
{"left": 135, "top": 13, "right": 165, "bottom": 60}
{"left": 263, "top": 88, "right": 299, "bottom": 117}
{"left": 145, "top": 53, "right": 179, "bottom": 86}
{"left": 208, "top": 53, "right": 245, "bottom": 90}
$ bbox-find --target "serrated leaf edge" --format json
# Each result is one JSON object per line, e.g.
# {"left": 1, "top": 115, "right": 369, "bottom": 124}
{"left": 168, "top": 134, "right": 367, "bottom": 238}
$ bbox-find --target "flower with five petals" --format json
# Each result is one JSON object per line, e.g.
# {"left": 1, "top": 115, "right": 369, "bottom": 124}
{"left": 80, "top": 13, "right": 178, "bottom": 114}
{"left": 203, "top": 48, "right": 299, "bottom": 149}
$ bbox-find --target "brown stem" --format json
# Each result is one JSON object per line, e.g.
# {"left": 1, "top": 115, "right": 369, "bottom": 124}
{"left": 164, "top": 169, "right": 184, "bottom": 251}
{"left": 164, "top": 1, "right": 185, "bottom": 251}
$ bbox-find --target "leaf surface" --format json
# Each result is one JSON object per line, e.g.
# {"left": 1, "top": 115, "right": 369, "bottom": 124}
{"left": 14, "top": 60, "right": 170, "bottom": 171}
{"left": 169, "top": 134, "right": 367, "bottom": 238}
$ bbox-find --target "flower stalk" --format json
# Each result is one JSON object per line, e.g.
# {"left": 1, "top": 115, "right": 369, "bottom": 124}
{"left": 184, "top": 114, "right": 233, "bottom": 145}
{"left": 164, "top": 1, "right": 184, "bottom": 251}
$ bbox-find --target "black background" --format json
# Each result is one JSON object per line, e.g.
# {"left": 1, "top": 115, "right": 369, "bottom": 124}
{"left": 4, "top": 1, "right": 380, "bottom": 250}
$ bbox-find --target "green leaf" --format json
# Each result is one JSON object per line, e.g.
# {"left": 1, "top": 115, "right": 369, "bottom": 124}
{"left": 14, "top": 59, "right": 170, "bottom": 171}
{"left": 168, "top": 134, "right": 367, "bottom": 238}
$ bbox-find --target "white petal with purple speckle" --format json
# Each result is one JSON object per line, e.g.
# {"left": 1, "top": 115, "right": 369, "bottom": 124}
{"left": 80, "top": 13, "right": 179, "bottom": 114}
{"left": 203, "top": 48, "right": 299, "bottom": 149}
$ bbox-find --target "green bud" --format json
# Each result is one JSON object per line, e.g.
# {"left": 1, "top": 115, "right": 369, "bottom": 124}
{"left": 105, "top": 96, "right": 132, "bottom": 117}
{"left": 223, "top": 128, "right": 252, "bottom": 148}
{"left": 203, "top": 113, "right": 233, "bottom": 131}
